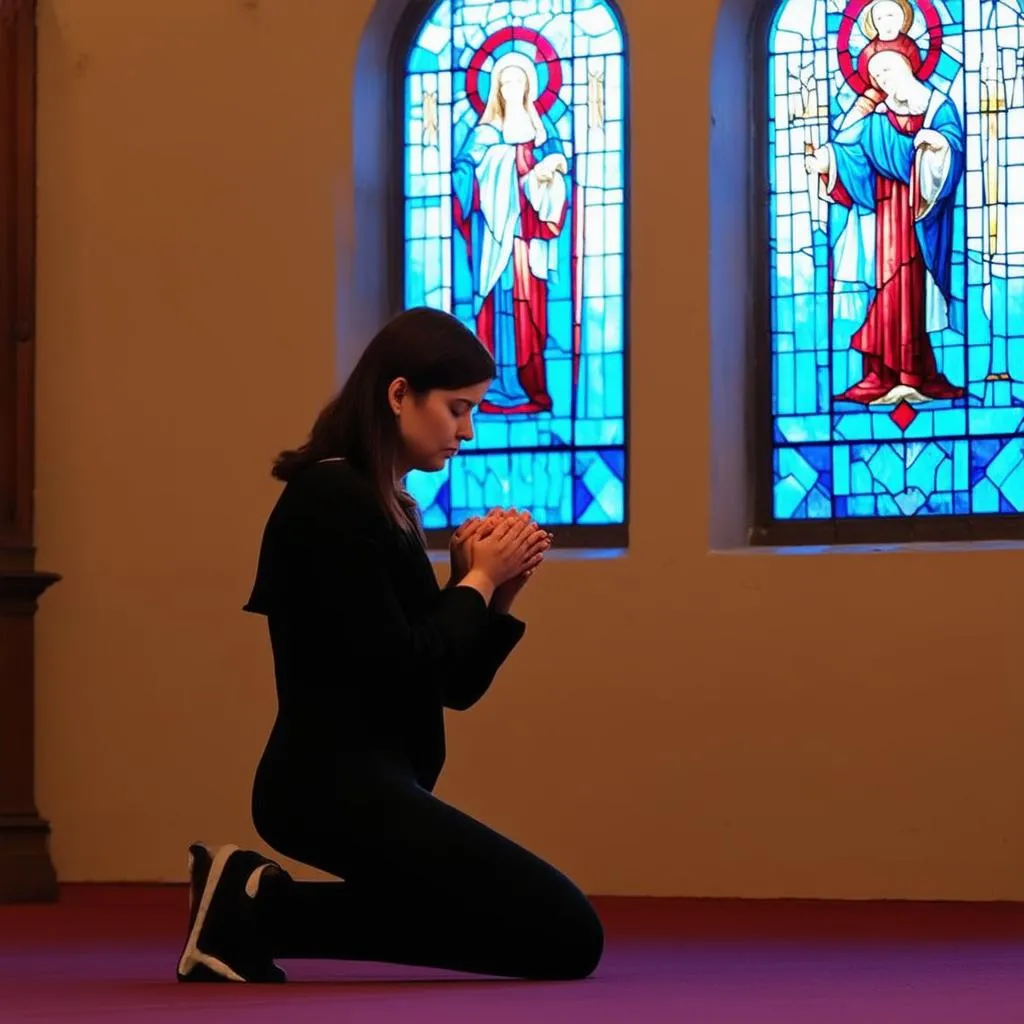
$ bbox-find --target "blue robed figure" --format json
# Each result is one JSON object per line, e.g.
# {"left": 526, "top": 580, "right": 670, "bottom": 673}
{"left": 806, "top": 24, "right": 965, "bottom": 405}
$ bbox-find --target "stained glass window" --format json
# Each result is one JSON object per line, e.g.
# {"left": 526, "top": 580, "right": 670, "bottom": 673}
{"left": 400, "top": 0, "right": 628, "bottom": 530}
{"left": 768, "top": 0, "right": 1024, "bottom": 522}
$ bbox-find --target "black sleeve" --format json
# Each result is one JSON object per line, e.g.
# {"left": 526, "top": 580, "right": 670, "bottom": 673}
{"left": 297, "top": 469, "right": 492, "bottom": 684}
{"left": 442, "top": 610, "right": 526, "bottom": 711}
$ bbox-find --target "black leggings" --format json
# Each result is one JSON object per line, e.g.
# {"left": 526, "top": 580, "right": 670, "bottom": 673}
{"left": 250, "top": 750, "right": 604, "bottom": 981}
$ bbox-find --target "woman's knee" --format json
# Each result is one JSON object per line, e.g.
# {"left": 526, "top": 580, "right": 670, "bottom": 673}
{"left": 559, "top": 899, "right": 604, "bottom": 979}
{"left": 530, "top": 889, "right": 604, "bottom": 980}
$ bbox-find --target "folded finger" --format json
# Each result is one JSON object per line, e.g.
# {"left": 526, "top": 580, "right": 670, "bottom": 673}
{"left": 494, "top": 516, "right": 518, "bottom": 537}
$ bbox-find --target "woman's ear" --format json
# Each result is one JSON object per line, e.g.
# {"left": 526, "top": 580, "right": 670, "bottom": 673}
{"left": 388, "top": 377, "right": 409, "bottom": 417}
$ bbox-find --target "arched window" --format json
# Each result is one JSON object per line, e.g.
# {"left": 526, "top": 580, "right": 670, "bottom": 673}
{"left": 758, "top": 0, "right": 1024, "bottom": 543}
{"left": 394, "top": 0, "right": 628, "bottom": 546}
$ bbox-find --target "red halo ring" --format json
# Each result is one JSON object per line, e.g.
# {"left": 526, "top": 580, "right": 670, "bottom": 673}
{"left": 837, "top": 0, "right": 943, "bottom": 95}
{"left": 465, "top": 27, "right": 563, "bottom": 116}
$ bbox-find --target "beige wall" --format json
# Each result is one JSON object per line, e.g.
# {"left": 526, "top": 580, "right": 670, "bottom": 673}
{"left": 33, "top": 0, "right": 1024, "bottom": 898}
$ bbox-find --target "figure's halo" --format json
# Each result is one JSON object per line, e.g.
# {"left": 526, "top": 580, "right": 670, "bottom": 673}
{"left": 466, "top": 26, "right": 563, "bottom": 115}
{"left": 837, "top": 0, "right": 943, "bottom": 94}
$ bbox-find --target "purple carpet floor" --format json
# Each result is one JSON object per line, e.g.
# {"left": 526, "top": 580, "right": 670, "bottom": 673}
{"left": 1, "top": 886, "right": 1023, "bottom": 1022}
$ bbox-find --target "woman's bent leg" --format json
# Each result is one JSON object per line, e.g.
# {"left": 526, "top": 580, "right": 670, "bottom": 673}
{"left": 255, "top": 769, "right": 603, "bottom": 980}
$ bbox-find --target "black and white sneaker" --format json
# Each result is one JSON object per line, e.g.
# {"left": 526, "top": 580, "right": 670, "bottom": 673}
{"left": 176, "top": 842, "right": 290, "bottom": 983}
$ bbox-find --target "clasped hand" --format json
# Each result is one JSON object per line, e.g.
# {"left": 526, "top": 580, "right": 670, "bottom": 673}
{"left": 449, "top": 508, "right": 553, "bottom": 613}
{"left": 533, "top": 153, "right": 568, "bottom": 185}
{"left": 804, "top": 147, "right": 830, "bottom": 176}
{"left": 913, "top": 128, "right": 946, "bottom": 152}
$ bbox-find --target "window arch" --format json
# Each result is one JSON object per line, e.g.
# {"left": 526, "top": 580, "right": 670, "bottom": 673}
{"left": 757, "top": 0, "right": 1024, "bottom": 543}
{"left": 393, "top": 0, "right": 629, "bottom": 546}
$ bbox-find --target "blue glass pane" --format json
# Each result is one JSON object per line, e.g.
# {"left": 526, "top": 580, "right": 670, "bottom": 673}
{"left": 768, "top": 0, "right": 1024, "bottom": 524}
{"left": 402, "top": 1, "right": 628, "bottom": 529}
{"left": 971, "top": 438, "right": 1024, "bottom": 512}
{"left": 407, "top": 465, "right": 451, "bottom": 527}
{"left": 446, "top": 450, "right": 582, "bottom": 525}
{"left": 574, "top": 449, "right": 626, "bottom": 524}
{"left": 829, "top": 441, "right": 970, "bottom": 517}
{"left": 774, "top": 445, "right": 832, "bottom": 519}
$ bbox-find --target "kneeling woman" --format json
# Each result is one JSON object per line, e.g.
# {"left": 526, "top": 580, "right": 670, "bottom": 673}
{"left": 176, "top": 307, "right": 604, "bottom": 984}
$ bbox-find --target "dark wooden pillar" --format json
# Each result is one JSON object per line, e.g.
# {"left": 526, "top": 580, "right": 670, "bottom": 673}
{"left": 0, "top": 0, "right": 59, "bottom": 904}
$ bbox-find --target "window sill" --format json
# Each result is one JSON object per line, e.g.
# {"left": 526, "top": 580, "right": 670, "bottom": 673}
{"left": 711, "top": 538, "right": 1024, "bottom": 557}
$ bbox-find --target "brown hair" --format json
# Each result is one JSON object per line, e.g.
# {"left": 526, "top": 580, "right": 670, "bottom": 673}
{"left": 272, "top": 307, "right": 496, "bottom": 538}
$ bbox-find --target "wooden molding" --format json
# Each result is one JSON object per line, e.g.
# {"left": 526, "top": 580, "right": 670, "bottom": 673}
{"left": 0, "top": 569, "right": 59, "bottom": 904}
{"left": 0, "top": 569, "right": 60, "bottom": 606}
{"left": 0, "top": 0, "right": 59, "bottom": 904}
{"left": 0, "top": 815, "right": 57, "bottom": 903}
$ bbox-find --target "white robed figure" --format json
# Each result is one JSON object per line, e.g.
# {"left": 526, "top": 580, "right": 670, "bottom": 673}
{"left": 453, "top": 52, "right": 570, "bottom": 414}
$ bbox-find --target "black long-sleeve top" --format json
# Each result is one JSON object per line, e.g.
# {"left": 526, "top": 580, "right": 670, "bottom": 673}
{"left": 243, "top": 459, "right": 526, "bottom": 791}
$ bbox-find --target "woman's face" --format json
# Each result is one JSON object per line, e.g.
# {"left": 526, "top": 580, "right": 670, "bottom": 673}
{"left": 392, "top": 379, "right": 491, "bottom": 474}
{"left": 498, "top": 67, "right": 528, "bottom": 108}
{"left": 871, "top": 1, "right": 905, "bottom": 41}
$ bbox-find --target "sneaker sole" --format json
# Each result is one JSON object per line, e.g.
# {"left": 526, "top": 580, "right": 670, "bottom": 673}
{"left": 176, "top": 843, "right": 245, "bottom": 982}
